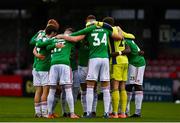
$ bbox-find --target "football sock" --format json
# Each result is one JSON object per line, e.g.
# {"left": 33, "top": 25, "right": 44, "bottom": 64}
{"left": 126, "top": 91, "right": 133, "bottom": 115}
{"left": 41, "top": 101, "right": 47, "bottom": 115}
{"left": 65, "top": 88, "right": 74, "bottom": 113}
{"left": 120, "top": 89, "right": 127, "bottom": 114}
{"left": 135, "top": 91, "right": 143, "bottom": 115}
{"left": 112, "top": 90, "right": 120, "bottom": 114}
{"left": 102, "top": 87, "right": 111, "bottom": 113}
{"left": 86, "top": 87, "right": 94, "bottom": 114}
{"left": 34, "top": 102, "right": 41, "bottom": 115}
{"left": 92, "top": 90, "right": 98, "bottom": 113}
{"left": 61, "top": 89, "right": 67, "bottom": 114}
{"left": 72, "top": 87, "right": 79, "bottom": 104}
{"left": 47, "top": 88, "right": 56, "bottom": 115}
{"left": 52, "top": 94, "right": 59, "bottom": 113}
{"left": 81, "top": 91, "right": 87, "bottom": 113}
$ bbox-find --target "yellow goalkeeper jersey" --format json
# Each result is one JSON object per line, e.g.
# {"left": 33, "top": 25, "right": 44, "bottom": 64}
{"left": 109, "top": 26, "right": 128, "bottom": 64}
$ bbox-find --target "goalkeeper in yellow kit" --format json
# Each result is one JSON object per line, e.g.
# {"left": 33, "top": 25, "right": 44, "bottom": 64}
{"left": 102, "top": 17, "right": 131, "bottom": 118}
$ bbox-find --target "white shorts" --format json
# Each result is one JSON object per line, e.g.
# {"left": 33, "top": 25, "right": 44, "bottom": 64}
{"left": 127, "top": 64, "right": 145, "bottom": 85}
{"left": 49, "top": 64, "right": 72, "bottom": 85}
{"left": 32, "top": 69, "right": 49, "bottom": 86}
{"left": 86, "top": 58, "right": 110, "bottom": 82}
{"left": 72, "top": 69, "right": 80, "bottom": 87}
{"left": 78, "top": 66, "right": 88, "bottom": 83}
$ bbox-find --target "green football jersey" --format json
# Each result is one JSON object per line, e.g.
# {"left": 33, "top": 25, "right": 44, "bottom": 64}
{"left": 30, "top": 31, "right": 46, "bottom": 69}
{"left": 71, "top": 25, "right": 112, "bottom": 59}
{"left": 77, "top": 41, "right": 89, "bottom": 67}
{"left": 125, "top": 39, "right": 146, "bottom": 67}
{"left": 47, "top": 38, "right": 74, "bottom": 66}
{"left": 35, "top": 35, "right": 51, "bottom": 71}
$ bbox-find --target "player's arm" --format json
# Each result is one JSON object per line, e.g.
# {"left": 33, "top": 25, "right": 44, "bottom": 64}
{"left": 71, "top": 25, "right": 96, "bottom": 36}
{"left": 36, "top": 38, "right": 53, "bottom": 47}
{"left": 55, "top": 25, "right": 96, "bottom": 42}
{"left": 30, "top": 30, "right": 44, "bottom": 45}
{"left": 95, "top": 22, "right": 123, "bottom": 40}
{"left": 30, "top": 32, "right": 39, "bottom": 45}
{"left": 33, "top": 47, "right": 45, "bottom": 60}
{"left": 56, "top": 35, "right": 85, "bottom": 42}
{"left": 46, "top": 42, "right": 64, "bottom": 50}
{"left": 112, "top": 26, "right": 123, "bottom": 40}
{"left": 122, "top": 31, "right": 135, "bottom": 39}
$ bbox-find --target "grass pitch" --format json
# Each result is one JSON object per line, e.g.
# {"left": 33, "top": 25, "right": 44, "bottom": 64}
{"left": 0, "top": 97, "right": 180, "bottom": 122}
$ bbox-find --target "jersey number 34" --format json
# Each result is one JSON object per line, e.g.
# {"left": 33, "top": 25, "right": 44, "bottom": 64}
{"left": 91, "top": 33, "right": 107, "bottom": 46}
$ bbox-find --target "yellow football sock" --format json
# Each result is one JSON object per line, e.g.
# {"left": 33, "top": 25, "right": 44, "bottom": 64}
{"left": 120, "top": 89, "right": 127, "bottom": 114}
{"left": 112, "top": 90, "right": 120, "bottom": 114}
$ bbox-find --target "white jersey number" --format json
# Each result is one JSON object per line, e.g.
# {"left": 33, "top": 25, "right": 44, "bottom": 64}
{"left": 91, "top": 33, "right": 107, "bottom": 46}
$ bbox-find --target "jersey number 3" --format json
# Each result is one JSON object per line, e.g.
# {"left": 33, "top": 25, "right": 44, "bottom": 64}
{"left": 91, "top": 33, "right": 107, "bottom": 46}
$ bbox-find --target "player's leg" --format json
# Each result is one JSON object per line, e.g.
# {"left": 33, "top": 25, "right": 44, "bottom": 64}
{"left": 60, "top": 64, "right": 79, "bottom": 118}
{"left": 85, "top": 58, "right": 100, "bottom": 117}
{"left": 110, "top": 79, "right": 119, "bottom": 118}
{"left": 133, "top": 85, "right": 143, "bottom": 117}
{"left": 118, "top": 64, "right": 128, "bottom": 118}
{"left": 125, "top": 84, "right": 133, "bottom": 116}
{"left": 119, "top": 81, "right": 127, "bottom": 118}
{"left": 100, "top": 58, "right": 111, "bottom": 118}
{"left": 72, "top": 70, "right": 80, "bottom": 105}
{"left": 110, "top": 64, "right": 121, "bottom": 118}
{"left": 78, "top": 66, "right": 88, "bottom": 116}
{"left": 92, "top": 83, "right": 98, "bottom": 117}
{"left": 101, "top": 81, "right": 111, "bottom": 118}
{"left": 126, "top": 64, "right": 136, "bottom": 116}
{"left": 34, "top": 86, "right": 42, "bottom": 117}
{"left": 80, "top": 83, "right": 87, "bottom": 116}
{"left": 52, "top": 85, "right": 61, "bottom": 118}
{"left": 47, "top": 65, "right": 58, "bottom": 118}
{"left": 40, "top": 71, "right": 49, "bottom": 117}
{"left": 131, "top": 65, "right": 145, "bottom": 117}
{"left": 33, "top": 69, "right": 42, "bottom": 117}
{"left": 86, "top": 80, "right": 96, "bottom": 117}
{"left": 41, "top": 85, "right": 49, "bottom": 117}
{"left": 47, "top": 85, "right": 56, "bottom": 118}
{"left": 61, "top": 86, "right": 68, "bottom": 117}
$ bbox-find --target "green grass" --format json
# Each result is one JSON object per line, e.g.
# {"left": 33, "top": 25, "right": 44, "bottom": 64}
{"left": 0, "top": 97, "right": 180, "bottom": 122}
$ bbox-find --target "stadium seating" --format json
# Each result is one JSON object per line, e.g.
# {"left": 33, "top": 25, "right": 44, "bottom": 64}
{"left": 145, "top": 56, "right": 180, "bottom": 79}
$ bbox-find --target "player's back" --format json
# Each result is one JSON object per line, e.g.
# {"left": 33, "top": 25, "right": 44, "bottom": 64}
{"left": 125, "top": 39, "right": 146, "bottom": 67}
{"left": 51, "top": 38, "right": 74, "bottom": 66}
{"left": 85, "top": 27, "right": 111, "bottom": 59}
{"left": 109, "top": 27, "right": 128, "bottom": 64}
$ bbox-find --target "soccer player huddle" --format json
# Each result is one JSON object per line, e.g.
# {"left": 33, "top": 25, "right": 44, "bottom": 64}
{"left": 30, "top": 15, "right": 146, "bottom": 119}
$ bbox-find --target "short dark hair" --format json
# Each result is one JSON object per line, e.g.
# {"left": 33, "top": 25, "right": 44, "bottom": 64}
{"left": 45, "top": 25, "right": 58, "bottom": 35}
{"left": 86, "top": 14, "right": 96, "bottom": 21}
{"left": 102, "top": 17, "right": 115, "bottom": 26}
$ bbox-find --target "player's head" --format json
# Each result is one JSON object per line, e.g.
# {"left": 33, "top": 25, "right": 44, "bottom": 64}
{"left": 86, "top": 14, "right": 97, "bottom": 27}
{"left": 102, "top": 16, "right": 115, "bottom": 26}
{"left": 45, "top": 19, "right": 59, "bottom": 37}
{"left": 64, "top": 27, "right": 74, "bottom": 35}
